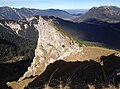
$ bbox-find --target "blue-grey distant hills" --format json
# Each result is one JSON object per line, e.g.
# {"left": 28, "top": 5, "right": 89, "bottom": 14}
{"left": 74, "top": 6, "right": 120, "bottom": 23}
{"left": 0, "top": 6, "right": 80, "bottom": 21}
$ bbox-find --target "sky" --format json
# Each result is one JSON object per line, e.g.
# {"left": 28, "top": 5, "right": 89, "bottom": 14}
{"left": 0, "top": 0, "right": 120, "bottom": 9}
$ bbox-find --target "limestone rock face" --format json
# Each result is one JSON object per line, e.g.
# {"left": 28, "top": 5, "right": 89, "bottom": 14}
{"left": 0, "top": 17, "right": 38, "bottom": 41}
{"left": 19, "top": 16, "right": 82, "bottom": 81}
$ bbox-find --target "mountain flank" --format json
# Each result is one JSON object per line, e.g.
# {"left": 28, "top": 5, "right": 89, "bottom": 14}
{"left": 43, "top": 16, "right": 120, "bottom": 50}
{"left": 74, "top": 6, "right": 120, "bottom": 23}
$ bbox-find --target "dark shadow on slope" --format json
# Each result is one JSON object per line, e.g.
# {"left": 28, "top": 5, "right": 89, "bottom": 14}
{"left": 43, "top": 16, "right": 120, "bottom": 49}
{"left": 0, "top": 60, "right": 32, "bottom": 89}
{"left": 100, "top": 54, "right": 120, "bottom": 85}
{"left": 26, "top": 54, "right": 120, "bottom": 89}
{"left": 26, "top": 60, "right": 105, "bottom": 89}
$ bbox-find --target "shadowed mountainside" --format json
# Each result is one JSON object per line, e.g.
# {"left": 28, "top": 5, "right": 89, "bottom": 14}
{"left": 0, "top": 60, "right": 32, "bottom": 89}
{"left": 0, "top": 25, "right": 37, "bottom": 63}
{"left": 1, "top": 15, "right": 120, "bottom": 50}
{"left": 43, "top": 16, "right": 120, "bottom": 49}
{"left": 26, "top": 60, "right": 104, "bottom": 89}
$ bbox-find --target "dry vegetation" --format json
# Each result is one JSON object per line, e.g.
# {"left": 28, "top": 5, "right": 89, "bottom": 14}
{"left": 65, "top": 46, "right": 117, "bottom": 62}
{"left": 27, "top": 80, "right": 120, "bottom": 89}
{"left": 7, "top": 46, "right": 118, "bottom": 89}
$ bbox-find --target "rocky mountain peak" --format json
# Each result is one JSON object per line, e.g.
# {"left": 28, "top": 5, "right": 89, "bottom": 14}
{"left": 75, "top": 6, "right": 120, "bottom": 23}
{"left": 89, "top": 6, "right": 120, "bottom": 15}
{"left": 18, "top": 16, "right": 82, "bottom": 81}
{"left": 91, "top": 6, "right": 119, "bottom": 10}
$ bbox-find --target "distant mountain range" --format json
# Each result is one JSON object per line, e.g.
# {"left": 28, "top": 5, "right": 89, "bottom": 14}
{"left": 74, "top": 6, "right": 120, "bottom": 23}
{"left": 1, "top": 6, "right": 120, "bottom": 23}
{"left": 0, "top": 6, "right": 81, "bottom": 21}
{"left": 64, "top": 9, "right": 88, "bottom": 14}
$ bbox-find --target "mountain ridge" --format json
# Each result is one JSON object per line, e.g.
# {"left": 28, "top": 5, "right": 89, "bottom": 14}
{"left": 74, "top": 6, "right": 120, "bottom": 23}
{"left": 18, "top": 16, "right": 82, "bottom": 81}
{"left": 0, "top": 15, "right": 82, "bottom": 88}
{"left": 0, "top": 6, "right": 79, "bottom": 21}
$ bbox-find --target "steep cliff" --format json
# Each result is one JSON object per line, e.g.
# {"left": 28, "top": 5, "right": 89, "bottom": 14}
{"left": 18, "top": 16, "right": 82, "bottom": 81}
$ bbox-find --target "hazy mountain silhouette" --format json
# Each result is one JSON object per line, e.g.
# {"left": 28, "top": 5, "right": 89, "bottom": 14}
{"left": 0, "top": 6, "right": 79, "bottom": 21}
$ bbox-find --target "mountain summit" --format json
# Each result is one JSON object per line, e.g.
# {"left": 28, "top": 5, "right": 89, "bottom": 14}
{"left": 74, "top": 6, "right": 120, "bottom": 23}
{"left": 11, "top": 16, "right": 82, "bottom": 80}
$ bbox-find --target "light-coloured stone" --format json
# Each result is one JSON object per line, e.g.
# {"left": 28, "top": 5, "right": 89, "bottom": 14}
{"left": 19, "top": 16, "right": 82, "bottom": 81}
{"left": 5, "top": 22, "right": 21, "bottom": 34}
{"left": 115, "top": 53, "right": 120, "bottom": 57}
